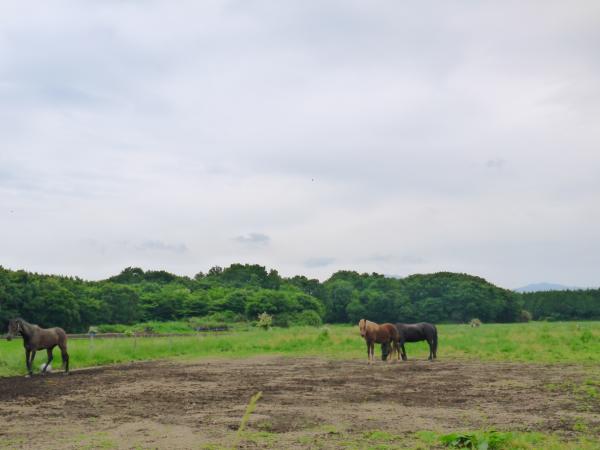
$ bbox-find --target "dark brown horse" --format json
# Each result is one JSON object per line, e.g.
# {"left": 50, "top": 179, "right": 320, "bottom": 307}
{"left": 358, "top": 319, "right": 400, "bottom": 364}
{"left": 6, "top": 318, "right": 69, "bottom": 376}
{"left": 383, "top": 322, "right": 438, "bottom": 361}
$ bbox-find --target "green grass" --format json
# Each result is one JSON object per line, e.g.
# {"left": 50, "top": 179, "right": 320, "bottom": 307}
{"left": 222, "top": 427, "right": 600, "bottom": 449}
{"left": 1, "top": 321, "right": 599, "bottom": 377}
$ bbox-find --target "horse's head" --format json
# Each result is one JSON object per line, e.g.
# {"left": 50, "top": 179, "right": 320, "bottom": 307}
{"left": 358, "top": 319, "right": 367, "bottom": 337}
{"left": 6, "top": 318, "right": 22, "bottom": 341}
{"left": 381, "top": 342, "right": 391, "bottom": 361}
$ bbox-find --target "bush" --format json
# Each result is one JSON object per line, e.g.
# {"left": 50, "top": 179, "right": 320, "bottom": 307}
{"left": 519, "top": 310, "right": 532, "bottom": 322}
{"left": 96, "top": 324, "right": 128, "bottom": 333}
{"left": 293, "top": 310, "right": 323, "bottom": 327}
{"left": 272, "top": 313, "right": 290, "bottom": 328}
{"left": 469, "top": 318, "right": 482, "bottom": 328}
{"left": 257, "top": 312, "right": 273, "bottom": 330}
{"left": 189, "top": 312, "right": 245, "bottom": 329}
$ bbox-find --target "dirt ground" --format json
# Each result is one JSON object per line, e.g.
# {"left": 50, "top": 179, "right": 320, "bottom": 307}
{"left": 0, "top": 356, "right": 599, "bottom": 449}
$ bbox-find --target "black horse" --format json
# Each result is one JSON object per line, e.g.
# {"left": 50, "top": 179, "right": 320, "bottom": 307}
{"left": 382, "top": 322, "right": 438, "bottom": 361}
{"left": 6, "top": 318, "right": 69, "bottom": 376}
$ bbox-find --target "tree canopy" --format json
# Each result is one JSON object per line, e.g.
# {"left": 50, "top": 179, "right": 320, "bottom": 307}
{"left": 1, "top": 264, "right": 591, "bottom": 333}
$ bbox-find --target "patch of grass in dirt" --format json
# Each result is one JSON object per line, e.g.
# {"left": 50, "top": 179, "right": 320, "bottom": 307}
{"left": 223, "top": 427, "right": 600, "bottom": 450}
{"left": 1, "top": 322, "right": 600, "bottom": 377}
{"left": 0, "top": 438, "right": 26, "bottom": 449}
{"left": 422, "top": 429, "right": 600, "bottom": 450}
{"left": 67, "top": 432, "right": 117, "bottom": 450}
{"left": 545, "top": 377, "right": 600, "bottom": 412}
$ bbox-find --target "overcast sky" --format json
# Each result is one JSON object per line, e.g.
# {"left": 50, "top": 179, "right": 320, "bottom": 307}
{"left": 1, "top": 1, "right": 599, "bottom": 289}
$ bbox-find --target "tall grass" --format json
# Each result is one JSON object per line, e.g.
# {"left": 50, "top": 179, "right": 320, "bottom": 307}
{"left": 0, "top": 322, "right": 599, "bottom": 377}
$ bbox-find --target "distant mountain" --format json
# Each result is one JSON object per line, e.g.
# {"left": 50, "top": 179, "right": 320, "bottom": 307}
{"left": 514, "top": 282, "right": 579, "bottom": 293}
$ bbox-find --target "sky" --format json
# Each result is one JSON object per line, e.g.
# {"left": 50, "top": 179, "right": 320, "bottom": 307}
{"left": 1, "top": 1, "right": 599, "bottom": 289}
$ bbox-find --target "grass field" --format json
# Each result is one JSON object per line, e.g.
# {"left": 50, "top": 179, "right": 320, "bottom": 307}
{"left": 1, "top": 321, "right": 599, "bottom": 378}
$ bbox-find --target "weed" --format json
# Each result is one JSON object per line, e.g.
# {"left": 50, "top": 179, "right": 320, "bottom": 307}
{"left": 439, "top": 430, "right": 512, "bottom": 449}
{"left": 231, "top": 391, "right": 262, "bottom": 448}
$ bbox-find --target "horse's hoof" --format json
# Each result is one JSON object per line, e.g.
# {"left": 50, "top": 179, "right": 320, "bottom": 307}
{"left": 25, "top": 374, "right": 31, "bottom": 378}
{"left": 63, "top": 372, "right": 70, "bottom": 376}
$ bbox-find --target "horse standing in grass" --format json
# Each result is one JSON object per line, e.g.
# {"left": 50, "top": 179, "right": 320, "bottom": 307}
{"left": 6, "top": 318, "right": 69, "bottom": 377}
{"left": 393, "top": 322, "right": 438, "bottom": 361}
{"left": 358, "top": 319, "right": 400, "bottom": 364}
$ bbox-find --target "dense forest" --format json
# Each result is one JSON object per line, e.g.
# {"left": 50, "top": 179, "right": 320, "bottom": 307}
{"left": 521, "top": 289, "right": 600, "bottom": 321}
{"left": 0, "top": 264, "right": 597, "bottom": 333}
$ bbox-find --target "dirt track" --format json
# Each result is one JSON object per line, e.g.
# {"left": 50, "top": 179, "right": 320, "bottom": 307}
{"left": 0, "top": 356, "right": 599, "bottom": 449}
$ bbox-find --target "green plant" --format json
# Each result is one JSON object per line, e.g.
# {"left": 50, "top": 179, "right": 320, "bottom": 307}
{"left": 294, "top": 310, "right": 323, "bottom": 327}
{"left": 316, "top": 327, "right": 331, "bottom": 343}
{"left": 519, "top": 310, "right": 532, "bottom": 322}
{"left": 440, "top": 431, "right": 511, "bottom": 450}
{"left": 469, "top": 318, "right": 482, "bottom": 328}
{"left": 256, "top": 312, "right": 272, "bottom": 330}
{"left": 232, "top": 391, "right": 262, "bottom": 448}
{"left": 580, "top": 329, "right": 593, "bottom": 343}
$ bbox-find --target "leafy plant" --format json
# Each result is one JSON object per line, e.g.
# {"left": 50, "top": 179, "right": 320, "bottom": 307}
{"left": 440, "top": 431, "right": 512, "bottom": 450}
{"left": 256, "top": 312, "right": 273, "bottom": 330}
{"left": 469, "top": 318, "right": 482, "bottom": 328}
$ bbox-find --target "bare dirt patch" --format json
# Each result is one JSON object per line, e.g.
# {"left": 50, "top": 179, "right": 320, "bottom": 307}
{"left": 0, "top": 357, "right": 599, "bottom": 449}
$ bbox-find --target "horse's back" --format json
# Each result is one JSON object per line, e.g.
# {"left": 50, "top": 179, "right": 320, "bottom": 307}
{"left": 40, "top": 327, "right": 67, "bottom": 347}
{"left": 377, "top": 323, "right": 399, "bottom": 342}
{"left": 396, "top": 322, "right": 436, "bottom": 341}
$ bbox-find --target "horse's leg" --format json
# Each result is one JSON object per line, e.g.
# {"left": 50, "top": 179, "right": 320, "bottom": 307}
{"left": 43, "top": 348, "right": 54, "bottom": 373}
{"left": 25, "top": 349, "right": 32, "bottom": 377}
{"left": 60, "top": 343, "right": 69, "bottom": 375}
{"left": 369, "top": 342, "right": 374, "bottom": 364}
{"left": 427, "top": 339, "right": 434, "bottom": 361}
{"left": 29, "top": 350, "right": 36, "bottom": 376}
{"left": 386, "top": 342, "right": 393, "bottom": 363}
{"left": 401, "top": 343, "right": 407, "bottom": 361}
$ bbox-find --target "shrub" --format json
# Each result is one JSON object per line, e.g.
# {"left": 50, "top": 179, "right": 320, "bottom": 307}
{"left": 469, "top": 318, "right": 482, "bottom": 328}
{"left": 257, "top": 312, "right": 273, "bottom": 330}
{"left": 96, "top": 324, "right": 128, "bottom": 333}
{"left": 519, "top": 310, "right": 532, "bottom": 322}
{"left": 272, "top": 313, "right": 290, "bottom": 327}
{"left": 293, "top": 310, "right": 323, "bottom": 327}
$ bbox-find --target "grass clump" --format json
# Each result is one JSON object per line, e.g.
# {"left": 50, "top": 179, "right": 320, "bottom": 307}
{"left": 440, "top": 430, "right": 511, "bottom": 449}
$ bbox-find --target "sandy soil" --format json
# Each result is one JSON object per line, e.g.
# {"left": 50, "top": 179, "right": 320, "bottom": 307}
{"left": 0, "top": 356, "right": 599, "bottom": 449}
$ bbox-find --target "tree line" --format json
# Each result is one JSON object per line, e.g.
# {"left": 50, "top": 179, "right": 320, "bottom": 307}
{"left": 521, "top": 289, "right": 600, "bottom": 321}
{"left": 1, "top": 263, "right": 595, "bottom": 333}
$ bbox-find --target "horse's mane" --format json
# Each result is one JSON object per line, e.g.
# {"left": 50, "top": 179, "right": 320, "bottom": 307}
{"left": 359, "top": 319, "right": 379, "bottom": 332}
{"left": 11, "top": 318, "right": 35, "bottom": 328}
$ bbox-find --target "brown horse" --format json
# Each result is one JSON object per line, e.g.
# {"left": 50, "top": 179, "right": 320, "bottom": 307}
{"left": 358, "top": 319, "right": 400, "bottom": 364}
{"left": 6, "top": 318, "right": 69, "bottom": 377}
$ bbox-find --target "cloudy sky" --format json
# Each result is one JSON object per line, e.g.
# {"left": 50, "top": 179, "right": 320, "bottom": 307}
{"left": 1, "top": 1, "right": 599, "bottom": 289}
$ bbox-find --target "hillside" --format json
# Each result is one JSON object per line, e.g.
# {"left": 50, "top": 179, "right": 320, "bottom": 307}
{"left": 0, "top": 264, "right": 532, "bottom": 332}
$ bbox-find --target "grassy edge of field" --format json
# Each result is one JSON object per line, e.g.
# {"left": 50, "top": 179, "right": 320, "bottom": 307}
{"left": 55, "top": 426, "right": 600, "bottom": 450}
{"left": 1, "top": 322, "right": 600, "bottom": 378}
